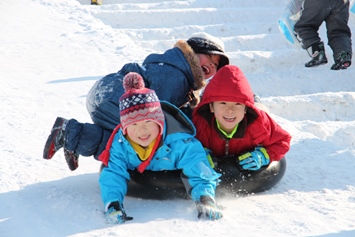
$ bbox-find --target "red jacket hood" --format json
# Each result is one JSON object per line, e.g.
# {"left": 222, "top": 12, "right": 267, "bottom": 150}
{"left": 194, "top": 65, "right": 256, "bottom": 116}
{"left": 192, "top": 65, "right": 291, "bottom": 160}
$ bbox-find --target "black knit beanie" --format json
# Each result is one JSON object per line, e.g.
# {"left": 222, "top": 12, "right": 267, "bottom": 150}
{"left": 187, "top": 33, "right": 229, "bottom": 70}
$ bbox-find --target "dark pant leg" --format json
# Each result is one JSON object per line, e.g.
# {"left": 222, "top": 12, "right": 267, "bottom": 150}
{"left": 64, "top": 119, "right": 112, "bottom": 160}
{"left": 86, "top": 72, "right": 125, "bottom": 131}
{"left": 294, "top": 0, "right": 331, "bottom": 49}
{"left": 325, "top": 0, "right": 352, "bottom": 59}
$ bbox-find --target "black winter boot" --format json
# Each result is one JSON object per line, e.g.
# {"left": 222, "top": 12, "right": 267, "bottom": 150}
{"left": 43, "top": 117, "right": 68, "bottom": 159}
{"left": 305, "top": 42, "right": 328, "bottom": 67}
{"left": 331, "top": 51, "right": 352, "bottom": 70}
{"left": 64, "top": 149, "right": 79, "bottom": 171}
{"left": 43, "top": 117, "right": 79, "bottom": 171}
{"left": 91, "top": 0, "right": 102, "bottom": 5}
{"left": 253, "top": 94, "right": 262, "bottom": 103}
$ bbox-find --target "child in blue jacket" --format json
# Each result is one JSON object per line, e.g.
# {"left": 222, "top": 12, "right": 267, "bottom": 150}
{"left": 99, "top": 72, "right": 222, "bottom": 223}
{"left": 43, "top": 32, "right": 229, "bottom": 171}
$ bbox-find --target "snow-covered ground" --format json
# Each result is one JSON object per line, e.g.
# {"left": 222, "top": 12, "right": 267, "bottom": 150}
{"left": 1, "top": 0, "right": 355, "bottom": 236}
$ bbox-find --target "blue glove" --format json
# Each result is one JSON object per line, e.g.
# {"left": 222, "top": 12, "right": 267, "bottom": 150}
{"left": 238, "top": 147, "right": 270, "bottom": 171}
{"left": 196, "top": 196, "right": 223, "bottom": 220}
{"left": 105, "top": 201, "right": 133, "bottom": 224}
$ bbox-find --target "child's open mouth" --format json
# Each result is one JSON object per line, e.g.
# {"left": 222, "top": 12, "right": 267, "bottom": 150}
{"left": 223, "top": 117, "right": 236, "bottom": 122}
{"left": 139, "top": 135, "right": 150, "bottom": 141}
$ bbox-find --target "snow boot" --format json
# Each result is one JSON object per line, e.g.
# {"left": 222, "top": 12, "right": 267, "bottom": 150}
{"left": 330, "top": 51, "right": 352, "bottom": 70}
{"left": 64, "top": 149, "right": 79, "bottom": 171}
{"left": 43, "top": 117, "right": 68, "bottom": 159}
{"left": 253, "top": 94, "right": 262, "bottom": 103}
{"left": 43, "top": 117, "right": 79, "bottom": 171}
{"left": 305, "top": 42, "right": 328, "bottom": 68}
{"left": 254, "top": 94, "right": 270, "bottom": 114}
{"left": 91, "top": 0, "right": 102, "bottom": 5}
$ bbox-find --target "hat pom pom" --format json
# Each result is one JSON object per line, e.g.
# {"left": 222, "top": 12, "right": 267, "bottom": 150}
{"left": 123, "top": 72, "right": 145, "bottom": 92}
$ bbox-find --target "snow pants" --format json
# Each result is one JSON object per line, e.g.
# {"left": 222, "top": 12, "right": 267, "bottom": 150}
{"left": 64, "top": 119, "right": 112, "bottom": 160}
{"left": 63, "top": 110, "right": 193, "bottom": 161}
{"left": 294, "top": 0, "right": 352, "bottom": 59}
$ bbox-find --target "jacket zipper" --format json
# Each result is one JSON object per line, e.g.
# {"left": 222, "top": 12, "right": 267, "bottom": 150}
{"left": 224, "top": 139, "right": 230, "bottom": 156}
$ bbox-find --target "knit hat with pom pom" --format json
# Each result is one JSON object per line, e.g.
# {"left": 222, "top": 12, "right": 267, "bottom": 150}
{"left": 119, "top": 72, "right": 165, "bottom": 134}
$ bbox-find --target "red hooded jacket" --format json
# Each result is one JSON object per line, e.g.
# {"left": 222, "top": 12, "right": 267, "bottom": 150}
{"left": 192, "top": 65, "right": 291, "bottom": 161}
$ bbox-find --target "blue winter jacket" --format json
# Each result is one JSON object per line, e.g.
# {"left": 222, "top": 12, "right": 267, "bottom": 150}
{"left": 87, "top": 40, "right": 205, "bottom": 131}
{"left": 99, "top": 102, "right": 220, "bottom": 208}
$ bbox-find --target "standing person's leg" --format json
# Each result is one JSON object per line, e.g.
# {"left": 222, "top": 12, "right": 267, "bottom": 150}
{"left": 294, "top": 0, "right": 329, "bottom": 49}
{"left": 294, "top": 0, "right": 331, "bottom": 67}
{"left": 326, "top": 0, "right": 352, "bottom": 70}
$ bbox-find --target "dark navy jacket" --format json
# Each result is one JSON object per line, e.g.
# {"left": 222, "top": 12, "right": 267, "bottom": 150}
{"left": 65, "top": 40, "right": 205, "bottom": 160}
{"left": 86, "top": 40, "right": 204, "bottom": 131}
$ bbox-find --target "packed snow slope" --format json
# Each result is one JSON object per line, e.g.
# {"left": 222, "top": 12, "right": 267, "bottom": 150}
{"left": 1, "top": 0, "right": 355, "bottom": 236}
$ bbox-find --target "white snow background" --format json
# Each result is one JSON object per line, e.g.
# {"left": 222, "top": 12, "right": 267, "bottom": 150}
{"left": 1, "top": 0, "right": 355, "bottom": 236}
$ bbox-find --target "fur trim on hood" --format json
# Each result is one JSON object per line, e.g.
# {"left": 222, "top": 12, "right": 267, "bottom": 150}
{"left": 174, "top": 40, "right": 205, "bottom": 91}
{"left": 174, "top": 40, "right": 205, "bottom": 107}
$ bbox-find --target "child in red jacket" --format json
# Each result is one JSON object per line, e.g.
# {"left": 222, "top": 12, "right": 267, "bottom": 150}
{"left": 192, "top": 65, "right": 292, "bottom": 194}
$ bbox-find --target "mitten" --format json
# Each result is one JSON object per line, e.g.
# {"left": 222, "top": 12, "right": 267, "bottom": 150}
{"left": 105, "top": 201, "right": 133, "bottom": 224}
{"left": 196, "top": 196, "right": 223, "bottom": 220}
{"left": 238, "top": 146, "right": 270, "bottom": 171}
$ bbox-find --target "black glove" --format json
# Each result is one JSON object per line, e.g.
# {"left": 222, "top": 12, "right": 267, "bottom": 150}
{"left": 105, "top": 201, "right": 133, "bottom": 224}
{"left": 196, "top": 196, "right": 223, "bottom": 220}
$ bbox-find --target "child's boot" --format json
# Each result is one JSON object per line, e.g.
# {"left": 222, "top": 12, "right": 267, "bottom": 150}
{"left": 253, "top": 94, "right": 262, "bottom": 103}
{"left": 64, "top": 149, "right": 79, "bottom": 171}
{"left": 43, "top": 117, "right": 68, "bottom": 159}
{"left": 43, "top": 117, "right": 80, "bottom": 171}
{"left": 305, "top": 42, "right": 328, "bottom": 67}
{"left": 91, "top": 0, "right": 102, "bottom": 5}
{"left": 330, "top": 51, "right": 352, "bottom": 70}
{"left": 254, "top": 94, "right": 270, "bottom": 114}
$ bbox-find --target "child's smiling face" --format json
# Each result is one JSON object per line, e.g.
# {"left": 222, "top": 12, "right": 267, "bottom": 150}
{"left": 126, "top": 120, "right": 160, "bottom": 148}
{"left": 197, "top": 54, "right": 220, "bottom": 79}
{"left": 209, "top": 101, "right": 246, "bottom": 134}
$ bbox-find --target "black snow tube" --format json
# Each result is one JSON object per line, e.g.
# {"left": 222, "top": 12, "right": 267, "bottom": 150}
{"left": 216, "top": 157, "right": 287, "bottom": 194}
{"left": 129, "top": 169, "right": 185, "bottom": 189}
{"left": 128, "top": 169, "right": 187, "bottom": 199}
{"left": 120, "top": 157, "right": 286, "bottom": 198}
